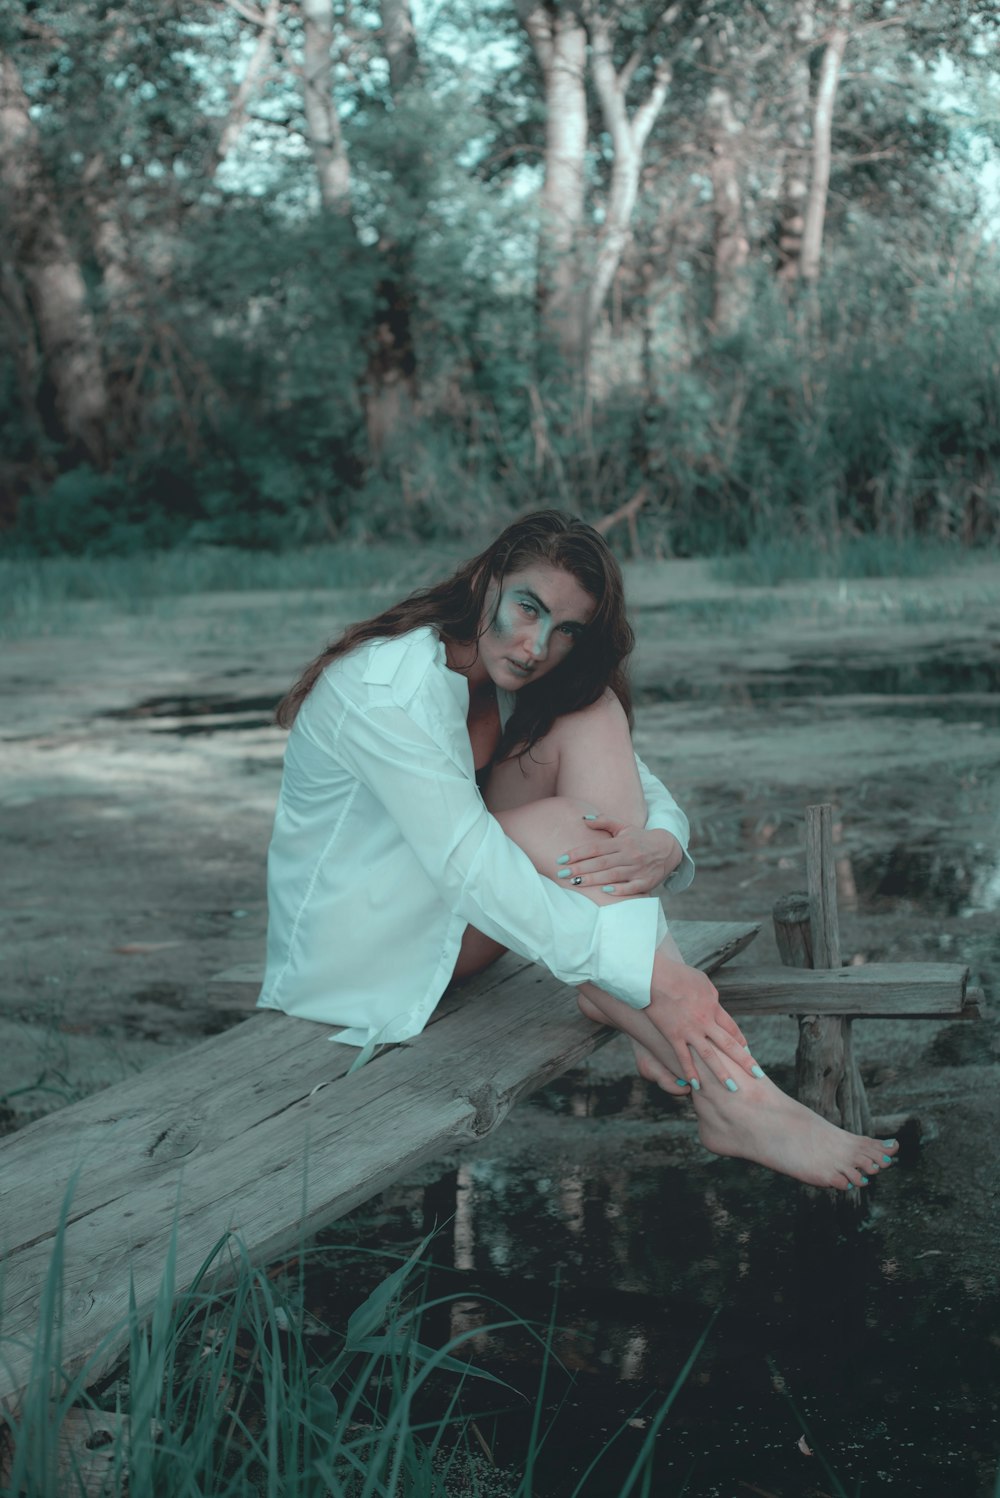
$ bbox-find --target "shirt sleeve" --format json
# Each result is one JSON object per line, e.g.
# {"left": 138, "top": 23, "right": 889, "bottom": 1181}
{"left": 317, "top": 687, "right": 661, "bottom": 1009}
{"left": 634, "top": 752, "right": 696, "bottom": 892}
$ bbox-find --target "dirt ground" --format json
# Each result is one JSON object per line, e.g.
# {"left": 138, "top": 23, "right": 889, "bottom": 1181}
{"left": 1, "top": 557, "right": 998, "bottom": 1250}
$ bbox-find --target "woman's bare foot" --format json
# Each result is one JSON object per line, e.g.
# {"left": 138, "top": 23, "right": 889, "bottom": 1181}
{"left": 694, "top": 1072, "right": 899, "bottom": 1190}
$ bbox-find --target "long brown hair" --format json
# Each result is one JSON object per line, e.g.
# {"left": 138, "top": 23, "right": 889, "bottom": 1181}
{"left": 276, "top": 510, "right": 636, "bottom": 760}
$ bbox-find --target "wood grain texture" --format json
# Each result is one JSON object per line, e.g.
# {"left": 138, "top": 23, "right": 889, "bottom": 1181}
{"left": 0, "top": 919, "right": 757, "bottom": 1405}
{"left": 771, "top": 892, "right": 812, "bottom": 970}
{"left": 715, "top": 962, "right": 972, "bottom": 1017}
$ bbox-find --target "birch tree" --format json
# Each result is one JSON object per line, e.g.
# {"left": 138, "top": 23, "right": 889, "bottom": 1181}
{"left": 776, "top": 0, "right": 815, "bottom": 284}
{"left": 213, "top": 0, "right": 282, "bottom": 174}
{"left": 300, "top": 0, "right": 352, "bottom": 212}
{"left": 583, "top": 1, "right": 674, "bottom": 344}
{"left": 703, "top": 22, "right": 749, "bottom": 333}
{"left": 800, "top": 0, "right": 851, "bottom": 285}
{"left": 515, "top": 0, "right": 589, "bottom": 367}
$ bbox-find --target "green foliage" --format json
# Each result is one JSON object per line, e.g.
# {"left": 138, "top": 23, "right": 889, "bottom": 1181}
{"left": 1, "top": 0, "right": 998, "bottom": 555}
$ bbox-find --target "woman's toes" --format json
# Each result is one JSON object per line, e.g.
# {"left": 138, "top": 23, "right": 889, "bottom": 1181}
{"left": 631, "top": 1042, "right": 689, "bottom": 1094}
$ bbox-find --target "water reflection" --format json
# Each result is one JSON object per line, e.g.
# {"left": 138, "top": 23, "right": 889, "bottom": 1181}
{"left": 316, "top": 1138, "right": 999, "bottom": 1495}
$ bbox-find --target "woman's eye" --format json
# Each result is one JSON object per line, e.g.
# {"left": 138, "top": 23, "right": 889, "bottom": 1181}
{"left": 559, "top": 625, "right": 576, "bottom": 638}
{"left": 519, "top": 600, "right": 537, "bottom": 616}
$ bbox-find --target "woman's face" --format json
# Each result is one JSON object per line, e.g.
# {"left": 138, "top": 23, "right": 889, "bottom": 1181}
{"left": 476, "top": 563, "right": 597, "bottom": 691}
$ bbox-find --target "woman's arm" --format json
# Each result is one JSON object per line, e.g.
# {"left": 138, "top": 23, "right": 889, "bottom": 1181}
{"left": 317, "top": 684, "right": 662, "bottom": 1010}
{"left": 554, "top": 754, "right": 695, "bottom": 897}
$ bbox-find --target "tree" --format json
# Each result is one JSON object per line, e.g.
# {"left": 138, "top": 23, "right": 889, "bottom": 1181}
{"left": 300, "top": 0, "right": 352, "bottom": 211}
{"left": 515, "top": 0, "right": 589, "bottom": 367}
{"left": 800, "top": 0, "right": 850, "bottom": 284}
{"left": 702, "top": 19, "right": 749, "bottom": 332}
{"left": 0, "top": 52, "right": 108, "bottom": 464}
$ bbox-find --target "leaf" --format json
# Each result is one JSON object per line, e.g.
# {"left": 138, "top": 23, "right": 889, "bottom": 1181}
{"left": 307, "top": 1383, "right": 340, "bottom": 1435}
{"left": 350, "top": 1332, "right": 513, "bottom": 1389}
{"left": 344, "top": 1233, "right": 433, "bottom": 1347}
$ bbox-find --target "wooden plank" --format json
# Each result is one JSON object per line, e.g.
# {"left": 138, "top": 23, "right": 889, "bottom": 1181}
{"left": 715, "top": 962, "right": 973, "bottom": 1018}
{"left": 0, "top": 919, "right": 759, "bottom": 1405}
{"left": 806, "top": 805, "right": 841, "bottom": 969}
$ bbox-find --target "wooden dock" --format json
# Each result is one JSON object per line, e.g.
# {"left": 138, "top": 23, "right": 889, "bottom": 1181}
{"left": 1, "top": 919, "right": 759, "bottom": 1407}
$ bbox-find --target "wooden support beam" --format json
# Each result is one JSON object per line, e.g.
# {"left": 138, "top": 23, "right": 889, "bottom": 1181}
{"left": 715, "top": 962, "right": 976, "bottom": 1019}
{"left": 803, "top": 804, "right": 872, "bottom": 1138}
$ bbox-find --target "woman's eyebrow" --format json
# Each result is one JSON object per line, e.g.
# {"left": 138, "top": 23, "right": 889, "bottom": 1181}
{"left": 516, "top": 587, "right": 586, "bottom": 629}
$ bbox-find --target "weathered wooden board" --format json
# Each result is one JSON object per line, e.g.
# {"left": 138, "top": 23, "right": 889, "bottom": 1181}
{"left": 0, "top": 919, "right": 758, "bottom": 1406}
{"left": 714, "top": 962, "right": 975, "bottom": 1018}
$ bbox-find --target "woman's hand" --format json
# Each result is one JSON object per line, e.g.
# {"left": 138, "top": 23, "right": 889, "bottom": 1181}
{"left": 646, "top": 954, "right": 759, "bottom": 1088}
{"left": 558, "top": 818, "right": 682, "bottom": 896}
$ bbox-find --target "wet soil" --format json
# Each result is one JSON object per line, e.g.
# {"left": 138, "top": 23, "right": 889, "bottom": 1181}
{"left": 1, "top": 559, "right": 998, "bottom": 1494}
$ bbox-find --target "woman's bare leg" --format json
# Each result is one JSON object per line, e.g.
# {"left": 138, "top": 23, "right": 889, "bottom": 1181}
{"left": 457, "top": 694, "right": 899, "bottom": 1189}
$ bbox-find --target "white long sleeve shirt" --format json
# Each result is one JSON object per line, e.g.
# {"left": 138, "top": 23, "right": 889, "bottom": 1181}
{"left": 258, "top": 626, "right": 695, "bottom": 1046}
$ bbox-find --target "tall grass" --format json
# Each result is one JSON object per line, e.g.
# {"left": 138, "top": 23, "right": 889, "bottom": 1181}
{"left": 0, "top": 543, "right": 462, "bottom": 636}
{"left": 0, "top": 1217, "right": 715, "bottom": 1498}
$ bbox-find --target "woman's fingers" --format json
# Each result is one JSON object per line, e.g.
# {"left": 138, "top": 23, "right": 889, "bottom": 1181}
{"left": 707, "top": 1026, "right": 763, "bottom": 1080}
{"left": 717, "top": 1008, "right": 749, "bottom": 1049}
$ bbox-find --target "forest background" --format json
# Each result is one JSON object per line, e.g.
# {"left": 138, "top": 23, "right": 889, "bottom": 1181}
{"left": 1, "top": 0, "right": 998, "bottom": 560}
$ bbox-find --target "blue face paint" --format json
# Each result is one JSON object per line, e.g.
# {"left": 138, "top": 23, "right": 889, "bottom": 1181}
{"left": 492, "top": 588, "right": 564, "bottom": 656}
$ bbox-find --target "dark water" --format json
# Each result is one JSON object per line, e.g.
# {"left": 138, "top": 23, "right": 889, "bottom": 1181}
{"left": 312, "top": 1126, "right": 999, "bottom": 1497}
{"left": 105, "top": 692, "right": 279, "bottom": 733}
{"left": 634, "top": 649, "right": 1000, "bottom": 713}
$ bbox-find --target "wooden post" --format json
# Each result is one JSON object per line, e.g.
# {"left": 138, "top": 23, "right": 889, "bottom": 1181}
{"left": 772, "top": 806, "right": 873, "bottom": 1202}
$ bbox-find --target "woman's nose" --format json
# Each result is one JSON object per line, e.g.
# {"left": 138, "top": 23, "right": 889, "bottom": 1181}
{"left": 526, "top": 623, "right": 549, "bottom": 659}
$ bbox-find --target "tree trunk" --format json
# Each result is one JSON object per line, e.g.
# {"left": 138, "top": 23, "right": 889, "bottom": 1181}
{"left": 704, "top": 28, "right": 748, "bottom": 334}
{"left": 82, "top": 153, "right": 136, "bottom": 309}
{"left": 300, "top": 0, "right": 352, "bottom": 213}
{"left": 516, "top": 0, "right": 589, "bottom": 371}
{"left": 380, "top": 0, "right": 421, "bottom": 95}
{"left": 0, "top": 54, "right": 108, "bottom": 465}
{"left": 776, "top": 0, "right": 815, "bottom": 285}
{"left": 213, "top": 0, "right": 281, "bottom": 175}
{"left": 585, "top": 6, "right": 673, "bottom": 346}
{"left": 800, "top": 0, "right": 850, "bottom": 286}
{"left": 365, "top": 0, "right": 422, "bottom": 462}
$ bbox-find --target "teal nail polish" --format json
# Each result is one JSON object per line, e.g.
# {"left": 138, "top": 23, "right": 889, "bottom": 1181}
{"left": 602, "top": 884, "right": 616, "bottom": 893}
{"left": 689, "top": 1078, "right": 701, "bottom": 1091}
{"left": 582, "top": 813, "right": 598, "bottom": 821}
{"left": 750, "top": 1064, "right": 765, "bottom": 1079}
{"left": 556, "top": 853, "right": 569, "bottom": 865}
{"left": 882, "top": 1139, "right": 898, "bottom": 1148}
{"left": 675, "top": 1078, "right": 688, "bottom": 1088}
{"left": 725, "top": 1078, "right": 739, "bottom": 1093}
{"left": 860, "top": 1175, "right": 869, "bottom": 1184}
{"left": 882, "top": 1154, "right": 893, "bottom": 1164}
{"left": 557, "top": 868, "right": 571, "bottom": 879}
{"left": 846, "top": 1182, "right": 854, "bottom": 1191}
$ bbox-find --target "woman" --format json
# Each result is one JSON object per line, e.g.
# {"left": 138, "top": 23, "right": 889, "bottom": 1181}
{"left": 260, "top": 510, "right": 897, "bottom": 1191}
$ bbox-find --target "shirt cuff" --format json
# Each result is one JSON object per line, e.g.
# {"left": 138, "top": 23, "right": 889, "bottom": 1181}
{"left": 664, "top": 847, "right": 695, "bottom": 893}
{"left": 593, "top": 897, "right": 661, "bottom": 1009}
